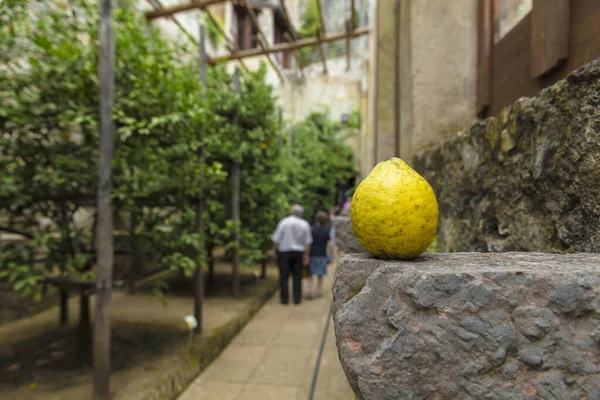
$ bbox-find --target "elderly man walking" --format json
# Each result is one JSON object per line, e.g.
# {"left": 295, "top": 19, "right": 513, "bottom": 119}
{"left": 269, "top": 204, "right": 313, "bottom": 305}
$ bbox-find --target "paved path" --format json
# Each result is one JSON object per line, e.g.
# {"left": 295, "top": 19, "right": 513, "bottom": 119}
{"left": 179, "top": 264, "right": 356, "bottom": 400}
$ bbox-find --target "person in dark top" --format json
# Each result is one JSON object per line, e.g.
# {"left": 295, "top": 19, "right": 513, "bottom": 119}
{"left": 307, "top": 211, "right": 332, "bottom": 299}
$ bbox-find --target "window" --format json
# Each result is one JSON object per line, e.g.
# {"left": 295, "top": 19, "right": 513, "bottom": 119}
{"left": 493, "top": 0, "right": 532, "bottom": 42}
{"left": 233, "top": 6, "right": 260, "bottom": 50}
{"left": 274, "top": 23, "right": 291, "bottom": 69}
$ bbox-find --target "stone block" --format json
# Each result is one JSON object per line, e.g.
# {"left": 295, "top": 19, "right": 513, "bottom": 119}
{"left": 334, "top": 216, "right": 366, "bottom": 254}
{"left": 333, "top": 252, "right": 600, "bottom": 399}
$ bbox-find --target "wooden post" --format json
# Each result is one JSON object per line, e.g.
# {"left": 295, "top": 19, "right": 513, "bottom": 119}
{"left": 94, "top": 0, "right": 115, "bottom": 398}
{"left": 315, "top": 0, "right": 328, "bottom": 74}
{"left": 278, "top": 107, "right": 284, "bottom": 152}
{"left": 59, "top": 288, "right": 69, "bottom": 326}
{"left": 232, "top": 68, "right": 241, "bottom": 299}
{"left": 261, "top": 256, "right": 267, "bottom": 279}
{"left": 207, "top": 242, "right": 215, "bottom": 284}
{"left": 127, "top": 210, "right": 137, "bottom": 294}
{"left": 78, "top": 292, "right": 92, "bottom": 366}
{"left": 316, "top": 27, "right": 328, "bottom": 75}
{"left": 347, "top": 0, "right": 356, "bottom": 71}
{"left": 345, "top": 20, "right": 352, "bottom": 71}
{"left": 283, "top": 32, "right": 304, "bottom": 77}
{"left": 194, "top": 23, "right": 208, "bottom": 334}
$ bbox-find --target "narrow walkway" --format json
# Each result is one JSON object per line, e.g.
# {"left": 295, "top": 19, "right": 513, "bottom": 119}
{"left": 179, "top": 263, "right": 355, "bottom": 400}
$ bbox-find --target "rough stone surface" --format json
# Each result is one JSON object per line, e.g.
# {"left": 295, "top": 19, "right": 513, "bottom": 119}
{"left": 413, "top": 59, "right": 600, "bottom": 253}
{"left": 334, "top": 216, "right": 366, "bottom": 254}
{"left": 333, "top": 252, "right": 600, "bottom": 400}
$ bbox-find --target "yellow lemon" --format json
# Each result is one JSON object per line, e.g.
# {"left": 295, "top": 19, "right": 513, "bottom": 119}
{"left": 350, "top": 157, "right": 438, "bottom": 259}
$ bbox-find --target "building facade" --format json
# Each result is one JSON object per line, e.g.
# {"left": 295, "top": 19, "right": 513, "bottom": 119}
{"left": 363, "top": 0, "right": 600, "bottom": 178}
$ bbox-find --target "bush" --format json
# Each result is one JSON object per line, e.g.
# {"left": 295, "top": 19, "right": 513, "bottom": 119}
{"left": 0, "top": 0, "right": 355, "bottom": 299}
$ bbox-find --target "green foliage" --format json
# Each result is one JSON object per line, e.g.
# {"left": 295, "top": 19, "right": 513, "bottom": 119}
{"left": 0, "top": 0, "right": 355, "bottom": 299}
{"left": 297, "top": 1, "right": 360, "bottom": 66}
{"left": 284, "top": 112, "right": 355, "bottom": 221}
{"left": 0, "top": 0, "right": 206, "bottom": 296}
{"left": 298, "top": 0, "right": 319, "bottom": 66}
{"left": 347, "top": 108, "right": 362, "bottom": 130}
{"left": 427, "top": 237, "right": 439, "bottom": 253}
{"left": 299, "top": 0, "right": 320, "bottom": 38}
{"left": 205, "top": 13, "right": 225, "bottom": 47}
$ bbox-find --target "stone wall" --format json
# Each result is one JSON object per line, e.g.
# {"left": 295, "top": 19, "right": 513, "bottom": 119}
{"left": 414, "top": 59, "right": 600, "bottom": 253}
{"left": 333, "top": 252, "right": 600, "bottom": 399}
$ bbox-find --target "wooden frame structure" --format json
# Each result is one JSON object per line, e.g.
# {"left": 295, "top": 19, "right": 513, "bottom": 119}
{"left": 94, "top": 0, "right": 372, "bottom": 398}
{"left": 0, "top": 1, "right": 371, "bottom": 399}
{"left": 477, "top": 0, "right": 600, "bottom": 117}
{"left": 145, "top": 0, "right": 371, "bottom": 75}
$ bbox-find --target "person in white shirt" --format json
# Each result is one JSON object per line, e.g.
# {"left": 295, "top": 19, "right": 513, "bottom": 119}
{"left": 269, "top": 204, "right": 313, "bottom": 305}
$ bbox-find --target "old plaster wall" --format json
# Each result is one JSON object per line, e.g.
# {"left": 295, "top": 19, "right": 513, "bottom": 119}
{"left": 372, "top": 0, "right": 397, "bottom": 164}
{"left": 363, "top": 0, "right": 478, "bottom": 170}
{"left": 410, "top": 0, "right": 478, "bottom": 153}
{"left": 275, "top": 57, "right": 368, "bottom": 168}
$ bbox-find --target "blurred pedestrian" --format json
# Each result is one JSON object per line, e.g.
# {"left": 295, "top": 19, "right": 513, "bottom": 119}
{"left": 342, "top": 194, "right": 352, "bottom": 215}
{"left": 306, "top": 211, "right": 332, "bottom": 299}
{"left": 269, "top": 205, "right": 312, "bottom": 305}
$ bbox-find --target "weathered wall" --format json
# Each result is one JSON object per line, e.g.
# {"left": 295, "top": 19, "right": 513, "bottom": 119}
{"left": 414, "top": 59, "right": 600, "bottom": 253}
{"left": 359, "top": 2, "right": 377, "bottom": 179}
{"left": 334, "top": 252, "right": 600, "bottom": 399}
{"left": 363, "top": 0, "right": 478, "bottom": 171}
{"left": 141, "top": 0, "right": 374, "bottom": 169}
{"left": 372, "top": 0, "right": 397, "bottom": 163}
{"left": 275, "top": 57, "right": 368, "bottom": 168}
{"left": 410, "top": 0, "right": 477, "bottom": 153}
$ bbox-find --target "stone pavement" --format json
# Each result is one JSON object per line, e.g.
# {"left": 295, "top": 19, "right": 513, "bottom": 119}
{"left": 179, "top": 263, "right": 356, "bottom": 400}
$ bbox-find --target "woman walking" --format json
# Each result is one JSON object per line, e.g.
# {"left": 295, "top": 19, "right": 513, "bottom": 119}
{"left": 306, "top": 211, "right": 332, "bottom": 299}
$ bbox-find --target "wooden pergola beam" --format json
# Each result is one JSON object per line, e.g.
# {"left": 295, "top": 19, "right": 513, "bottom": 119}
{"left": 315, "top": 0, "right": 328, "bottom": 73}
{"left": 242, "top": 0, "right": 284, "bottom": 82}
{"left": 145, "top": 0, "right": 227, "bottom": 20}
{"left": 346, "top": 0, "right": 356, "bottom": 71}
{"left": 315, "top": 0, "right": 327, "bottom": 35}
{"left": 345, "top": 20, "right": 351, "bottom": 71}
{"left": 316, "top": 28, "right": 328, "bottom": 74}
{"left": 209, "top": 26, "right": 370, "bottom": 63}
{"left": 278, "top": 0, "right": 300, "bottom": 40}
{"left": 204, "top": 9, "right": 249, "bottom": 71}
{"left": 146, "top": 0, "right": 197, "bottom": 45}
{"left": 284, "top": 32, "right": 304, "bottom": 76}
